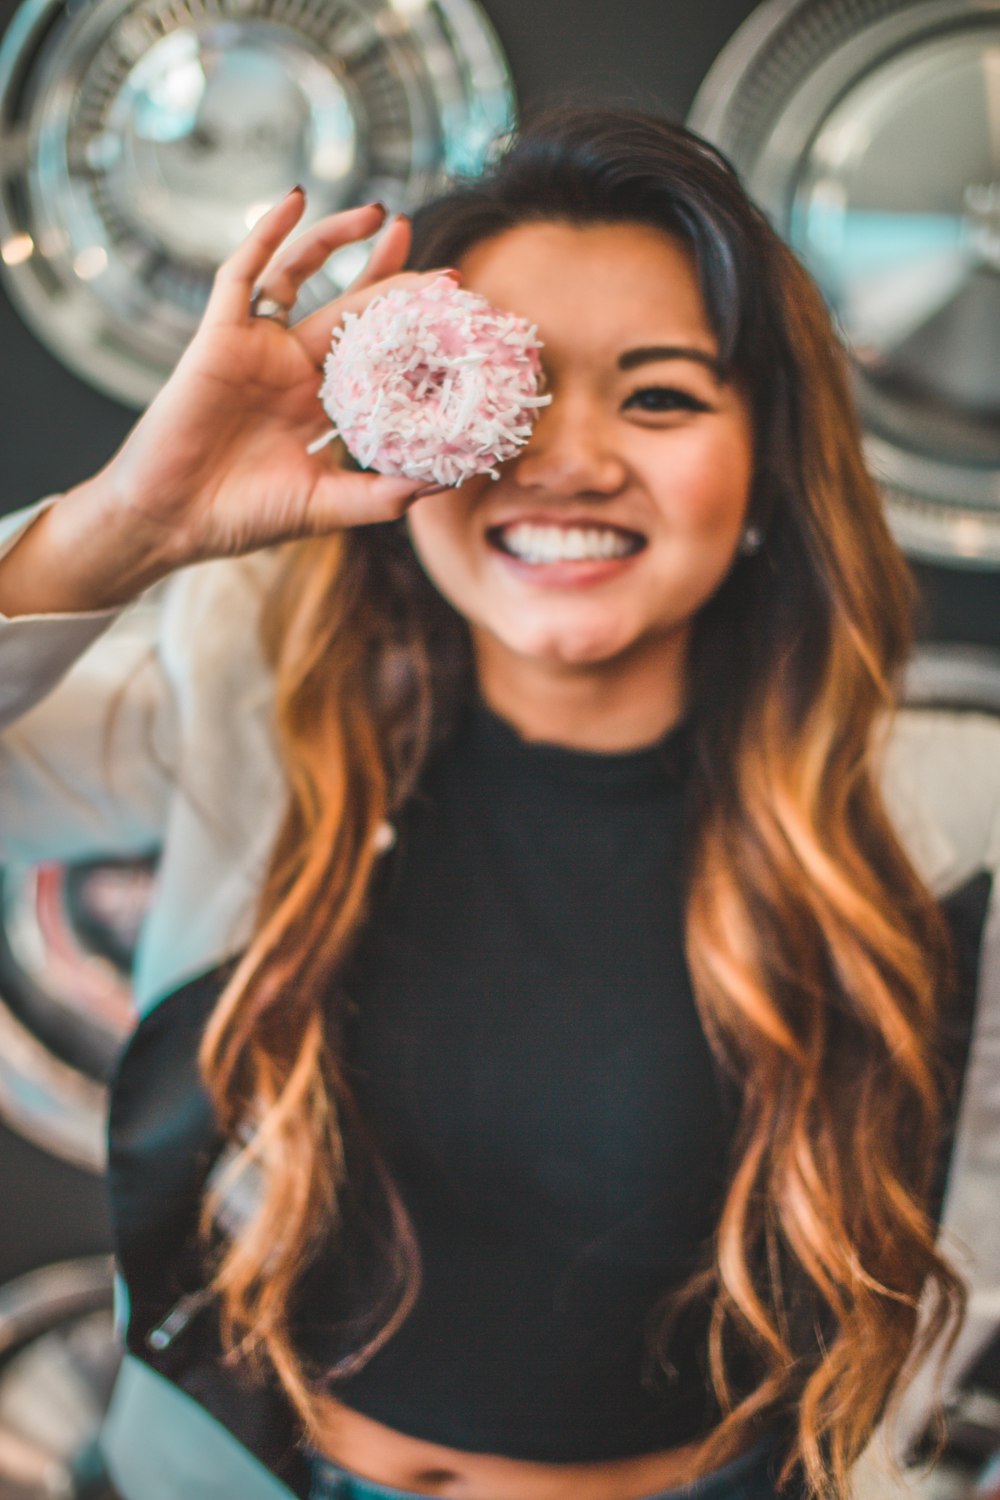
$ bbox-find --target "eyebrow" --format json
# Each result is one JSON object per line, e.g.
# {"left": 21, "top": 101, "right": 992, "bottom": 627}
{"left": 617, "top": 345, "right": 724, "bottom": 381}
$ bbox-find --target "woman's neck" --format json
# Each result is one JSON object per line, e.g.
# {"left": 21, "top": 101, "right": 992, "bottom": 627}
{"left": 472, "top": 629, "right": 689, "bottom": 753}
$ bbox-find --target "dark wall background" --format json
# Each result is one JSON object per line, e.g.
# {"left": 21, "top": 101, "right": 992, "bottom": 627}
{"left": 0, "top": 1121, "right": 112, "bottom": 1282}
{"left": 0, "top": 0, "right": 996, "bottom": 1284}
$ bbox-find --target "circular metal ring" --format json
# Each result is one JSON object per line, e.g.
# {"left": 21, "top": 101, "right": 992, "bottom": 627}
{"left": 0, "top": 0, "right": 515, "bottom": 408}
{"left": 688, "top": 0, "right": 1000, "bottom": 569}
{"left": 249, "top": 288, "right": 293, "bottom": 326}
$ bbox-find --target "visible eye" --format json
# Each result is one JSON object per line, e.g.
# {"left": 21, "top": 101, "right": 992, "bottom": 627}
{"left": 623, "top": 386, "right": 711, "bottom": 414}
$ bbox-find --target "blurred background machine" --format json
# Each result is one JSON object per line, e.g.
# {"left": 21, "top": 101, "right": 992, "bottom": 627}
{"left": 0, "top": 0, "right": 997, "bottom": 1493}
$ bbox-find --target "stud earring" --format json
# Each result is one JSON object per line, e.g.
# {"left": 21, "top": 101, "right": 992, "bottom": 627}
{"left": 738, "top": 523, "right": 764, "bottom": 556}
{"left": 372, "top": 820, "right": 397, "bottom": 854}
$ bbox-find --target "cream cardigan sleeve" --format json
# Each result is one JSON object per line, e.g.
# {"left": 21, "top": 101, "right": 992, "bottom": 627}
{"left": 0, "top": 497, "right": 178, "bottom": 864}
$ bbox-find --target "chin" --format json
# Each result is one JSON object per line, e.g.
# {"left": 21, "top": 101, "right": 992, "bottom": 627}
{"left": 502, "top": 622, "right": 636, "bottom": 669}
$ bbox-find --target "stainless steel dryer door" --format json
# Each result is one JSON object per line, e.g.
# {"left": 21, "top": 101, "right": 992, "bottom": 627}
{"left": 0, "top": 0, "right": 515, "bottom": 407}
{"left": 689, "top": 0, "right": 1000, "bottom": 568}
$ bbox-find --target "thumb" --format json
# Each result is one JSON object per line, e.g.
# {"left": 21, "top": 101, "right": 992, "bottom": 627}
{"left": 308, "top": 468, "right": 450, "bottom": 531}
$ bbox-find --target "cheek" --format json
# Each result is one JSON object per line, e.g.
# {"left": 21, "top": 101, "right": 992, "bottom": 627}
{"left": 405, "top": 490, "right": 483, "bottom": 607}
{"left": 651, "top": 428, "right": 753, "bottom": 537}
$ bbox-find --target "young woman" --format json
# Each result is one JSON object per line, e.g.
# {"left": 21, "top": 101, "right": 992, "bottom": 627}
{"left": 0, "top": 106, "right": 997, "bottom": 1500}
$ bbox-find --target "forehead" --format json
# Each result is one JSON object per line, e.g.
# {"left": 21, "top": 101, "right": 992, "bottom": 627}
{"left": 455, "top": 219, "right": 716, "bottom": 364}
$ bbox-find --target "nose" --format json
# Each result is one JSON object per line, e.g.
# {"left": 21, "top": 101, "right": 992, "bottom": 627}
{"left": 508, "top": 392, "right": 627, "bottom": 499}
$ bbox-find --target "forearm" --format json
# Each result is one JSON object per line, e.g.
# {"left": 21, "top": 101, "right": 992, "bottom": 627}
{"left": 0, "top": 476, "right": 178, "bottom": 617}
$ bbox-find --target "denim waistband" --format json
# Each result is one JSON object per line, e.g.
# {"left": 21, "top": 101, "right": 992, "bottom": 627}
{"left": 307, "top": 1428, "right": 795, "bottom": 1500}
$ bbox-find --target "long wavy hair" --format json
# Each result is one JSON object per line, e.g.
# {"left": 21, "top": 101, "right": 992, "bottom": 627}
{"left": 197, "top": 104, "right": 965, "bottom": 1497}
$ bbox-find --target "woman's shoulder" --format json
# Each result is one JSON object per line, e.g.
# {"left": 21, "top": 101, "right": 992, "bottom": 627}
{"left": 876, "top": 706, "right": 1000, "bottom": 891}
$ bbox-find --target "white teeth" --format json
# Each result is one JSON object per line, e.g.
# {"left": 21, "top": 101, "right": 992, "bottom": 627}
{"left": 499, "top": 523, "right": 637, "bottom": 564}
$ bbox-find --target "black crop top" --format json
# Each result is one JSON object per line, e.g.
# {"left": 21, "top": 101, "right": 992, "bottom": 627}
{"left": 106, "top": 695, "right": 992, "bottom": 1473}
{"left": 289, "top": 696, "right": 741, "bottom": 1461}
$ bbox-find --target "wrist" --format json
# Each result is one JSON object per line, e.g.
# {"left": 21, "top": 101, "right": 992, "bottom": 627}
{"left": 58, "top": 473, "right": 183, "bottom": 606}
{"left": 0, "top": 477, "right": 178, "bottom": 617}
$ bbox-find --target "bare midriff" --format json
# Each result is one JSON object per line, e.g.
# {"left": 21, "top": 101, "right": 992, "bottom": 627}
{"left": 313, "top": 1396, "right": 729, "bottom": 1499}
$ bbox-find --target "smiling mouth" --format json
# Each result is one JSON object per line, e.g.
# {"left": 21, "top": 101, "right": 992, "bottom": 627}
{"left": 487, "top": 521, "right": 647, "bottom": 565}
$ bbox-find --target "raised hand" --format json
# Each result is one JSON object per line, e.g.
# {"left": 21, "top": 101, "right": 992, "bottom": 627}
{"left": 97, "top": 190, "right": 458, "bottom": 569}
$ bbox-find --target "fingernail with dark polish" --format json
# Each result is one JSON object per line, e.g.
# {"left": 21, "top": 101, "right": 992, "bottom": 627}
{"left": 366, "top": 200, "right": 389, "bottom": 220}
{"left": 287, "top": 184, "right": 306, "bottom": 198}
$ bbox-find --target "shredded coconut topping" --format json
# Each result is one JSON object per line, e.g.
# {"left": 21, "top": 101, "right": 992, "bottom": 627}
{"left": 312, "top": 276, "right": 553, "bottom": 485}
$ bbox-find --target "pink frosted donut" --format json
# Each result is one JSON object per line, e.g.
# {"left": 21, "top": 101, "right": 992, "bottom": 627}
{"left": 314, "top": 275, "right": 552, "bottom": 486}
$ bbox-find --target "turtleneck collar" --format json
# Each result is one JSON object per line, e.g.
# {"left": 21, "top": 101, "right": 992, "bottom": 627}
{"left": 458, "top": 692, "right": 693, "bottom": 799}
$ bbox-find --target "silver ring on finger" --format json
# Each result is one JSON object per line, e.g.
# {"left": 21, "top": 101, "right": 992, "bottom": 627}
{"left": 250, "top": 286, "right": 293, "bottom": 326}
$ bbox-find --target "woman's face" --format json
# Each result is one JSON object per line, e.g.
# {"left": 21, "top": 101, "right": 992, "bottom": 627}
{"left": 406, "top": 219, "right": 755, "bottom": 697}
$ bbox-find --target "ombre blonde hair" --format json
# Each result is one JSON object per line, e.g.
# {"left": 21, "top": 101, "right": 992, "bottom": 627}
{"left": 198, "top": 105, "right": 965, "bottom": 1497}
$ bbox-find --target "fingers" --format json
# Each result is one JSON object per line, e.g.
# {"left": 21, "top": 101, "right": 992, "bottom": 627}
{"left": 202, "top": 192, "right": 390, "bottom": 331}
{"left": 307, "top": 467, "right": 451, "bottom": 532}
{"left": 249, "top": 201, "right": 394, "bottom": 311}
{"left": 202, "top": 187, "right": 308, "bottom": 329}
{"left": 294, "top": 266, "right": 462, "bottom": 366}
{"left": 343, "top": 211, "right": 413, "bottom": 292}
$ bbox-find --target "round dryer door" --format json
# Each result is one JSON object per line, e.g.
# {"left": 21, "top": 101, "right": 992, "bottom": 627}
{"left": 0, "top": 589, "right": 162, "bottom": 1174}
{"left": 0, "top": 0, "right": 515, "bottom": 406}
{"left": 0, "top": 1257, "right": 117, "bottom": 1499}
{"left": 0, "top": 853, "right": 153, "bottom": 1172}
{"left": 689, "top": 0, "right": 1000, "bottom": 568}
